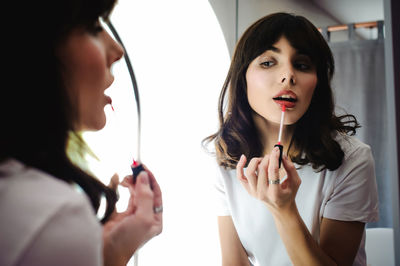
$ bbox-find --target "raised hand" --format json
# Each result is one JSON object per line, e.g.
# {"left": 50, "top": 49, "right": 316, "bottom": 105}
{"left": 236, "top": 147, "right": 301, "bottom": 214}
{"left": 103, "top": 167, "right": 163, "bottom": 266}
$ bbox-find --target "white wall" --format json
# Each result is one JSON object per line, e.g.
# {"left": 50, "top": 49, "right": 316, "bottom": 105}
{"left": 208, "top": 0, "right": 237, "bottom": 59}
{"left": 209, "top": 0, "right": 340, "bottom": 56}
{"left": 312, "top": 0, "right": 384, "bottom": 24}
{"left": 209, "top": 0, "right": 385, "bottom": 55}
{"left": 237, "top": 0, "right": 339, "bottom": 35}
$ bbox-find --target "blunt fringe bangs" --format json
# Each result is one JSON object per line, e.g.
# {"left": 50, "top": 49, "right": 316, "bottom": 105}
{"left": 203, "top": 12, "right": 359, "bottom": 171}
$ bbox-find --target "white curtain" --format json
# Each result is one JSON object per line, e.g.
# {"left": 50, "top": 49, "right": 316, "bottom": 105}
{"left": 327, "top": 21, "right": 390, "bottom": 227}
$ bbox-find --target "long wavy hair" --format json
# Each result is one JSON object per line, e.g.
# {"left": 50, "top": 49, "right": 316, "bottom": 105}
{"left": 1, "top": 0, "right": 119, "bottom": 223}
{"left": 204, "top": 12, "right": 359, "bottom": 171}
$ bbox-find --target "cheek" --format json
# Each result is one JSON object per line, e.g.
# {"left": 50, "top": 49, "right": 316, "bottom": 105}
{"left": 303, "top": 75, "right": 318, "bottom": 104}
{"left": 284, "top": 75, "right": 317, "bottom": 125}
{"left": 246, "top": 73, "right": 260, "bottom": 112}
{"left": 70, "top": 51, "right": 108, "bottom": 130}
{"left": 58, "top": 35, "right": 109, "bottom": 130}
{"left": 246, "top": 70, "right": 273, "bottom": 106}
{"left": 68, "top": 38, "right": 106, "bottom": 82}
{"left": 79, "top": 48, "right": 107, "bottom": 84}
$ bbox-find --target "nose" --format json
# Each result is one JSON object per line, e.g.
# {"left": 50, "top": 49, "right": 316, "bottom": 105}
{"left": 107, "top": 34, "right": 124, "bottom": 65}
{"left": 111, "top": 39, "right": 124, "bottom": 64}
{"left": 280, "top": 65, "right": 296, "bottom": 86}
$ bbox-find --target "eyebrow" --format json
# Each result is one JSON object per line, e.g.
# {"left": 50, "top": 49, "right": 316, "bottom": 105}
{"left": 267, "top": 46, "right": 281, "bottom": 53}
{"left": 266, "top": 46, "right": 311, "bottom": 59}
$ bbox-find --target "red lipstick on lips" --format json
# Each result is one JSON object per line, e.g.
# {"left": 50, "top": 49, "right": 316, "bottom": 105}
{"left": 106, "top": 95, "right": 113, "bottom": 110}
{"left": 273, "top": 90, "right": 297, "bottom": 108}
{"left": 109, "top": 98, "right": 114, "bottom": 111}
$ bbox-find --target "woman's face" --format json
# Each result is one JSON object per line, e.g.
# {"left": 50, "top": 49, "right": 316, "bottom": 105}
{"left": 246, "top": 36, "right": 317, "bottom": 126}
{"left": 58, "top": 21, "right": 124, "bottom": 131}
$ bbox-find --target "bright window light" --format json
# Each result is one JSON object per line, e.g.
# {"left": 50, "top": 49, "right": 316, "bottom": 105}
{"left": 82, "top": 0, "right": 230, "bottom": 265}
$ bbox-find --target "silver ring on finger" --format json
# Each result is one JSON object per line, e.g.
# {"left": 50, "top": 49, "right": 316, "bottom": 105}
{"left": 268, "top": 178, "right": 280, "bottom": 185}
{"left": 154, "top": 205, "right": 163, "bottom": 213}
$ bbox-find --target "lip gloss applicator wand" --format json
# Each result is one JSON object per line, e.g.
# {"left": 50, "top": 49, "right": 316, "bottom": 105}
{"left": 109, "top": 100, "right": 144, "bottom": 185}
{"left": 274, "top": 104, "right": 286, "bottom": 168}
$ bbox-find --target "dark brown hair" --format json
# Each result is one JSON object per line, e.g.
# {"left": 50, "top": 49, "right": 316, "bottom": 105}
{"left": 203, "top": 12, "right": 359, "bottom": 171}
{"left": 2, "top": 0, "right": 119, "bottom": 223}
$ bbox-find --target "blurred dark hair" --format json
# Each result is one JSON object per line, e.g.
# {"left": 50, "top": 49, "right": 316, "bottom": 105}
{"left": 203, "top": 12, "right": 359, "bottom": 171}
{"left": 2, "top": 0, "right": 119, "bottom": 223}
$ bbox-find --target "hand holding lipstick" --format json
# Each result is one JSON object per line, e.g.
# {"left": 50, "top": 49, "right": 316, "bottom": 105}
{"left": 236, "top": 147, "right": 301, "bottom": 213}
{"left": 131, "top": 159, "right": 145, "bottom": 184}
{"left": 103, "top": 166, "right": 163, "bottom": 266}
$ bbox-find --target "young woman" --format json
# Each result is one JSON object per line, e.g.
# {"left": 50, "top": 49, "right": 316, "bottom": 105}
{"left": 0, "top": 0, "right": 162, "bottom": 265}
{"left": 205, "top": 12, "right": 378, "bottom": 266}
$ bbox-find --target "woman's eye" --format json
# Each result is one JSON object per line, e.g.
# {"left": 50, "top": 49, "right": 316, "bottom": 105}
{"left": 260, "top": 61, "right": 275, "bottom": 67}
{"left": 294, "top": 62, "right": 311, "bottom": 70}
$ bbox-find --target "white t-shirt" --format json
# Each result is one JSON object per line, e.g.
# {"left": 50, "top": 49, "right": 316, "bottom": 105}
{"left": 214, "top": 134, "right": 379, "bottom": 266}
{"left": 0, "top": 159, "right": 103, "bottom": 266}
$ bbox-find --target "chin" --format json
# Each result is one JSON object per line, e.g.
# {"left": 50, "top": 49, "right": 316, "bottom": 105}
{"left": 81, "top": 125, "right": 105, "bottom": 132}
{"left": 81, "top": 117, "right": 107, "bottom": 132}
{"left": 93, "top": 120, "right": 107, "bottom": 131}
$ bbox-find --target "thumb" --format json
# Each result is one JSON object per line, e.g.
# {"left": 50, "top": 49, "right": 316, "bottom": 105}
{"left": 134, "top": 171, "right": 154, "bottom": 214}
{"left": 282, "top": 154, "right": 301, "bottom": 187}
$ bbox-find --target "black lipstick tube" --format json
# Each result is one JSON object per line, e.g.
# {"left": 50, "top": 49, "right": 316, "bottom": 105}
{"left": 131, "top": 163, "right": 145, "bottom": 184}
{"left": 274, "top": 144, "right": 283, "bottom": 168}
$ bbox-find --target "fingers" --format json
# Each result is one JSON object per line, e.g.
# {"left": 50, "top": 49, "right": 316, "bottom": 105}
{"left": 236, "top": 149, "right": 301, "bottom": 211}
{"left": 142, "top": 165, "right": 162, "bottom": 212}
{"left": 236, "top": 154, "right": 251, "bottom": 193}
{"left": 120, "top": 175, "right": 132, "bottom": 187}
{"left": 268, "top": 147, "right": 280, "bottom": 183}
{"left": 257, "top": 155, "right": 269, "bottom": 191}
{"left": 281, "top": 154, "right": 295, "bottom": 175}
{"left": 109, "top": 173, "right": 119, "bottom": 190}
{"left": 118, "top": 164, "right": 163, "bottom": 216}
{"left": 134, "top": 171, "right": 155, "bottom": 216}
{"left": 245, "top": 157, "right": 262, "bottom": 190}
{"left": 237, "top": 155, "right": 264, "bottom": 195}
{"left": 236, "top": 154, "right": 247, "bottom": 181}
{"left": 281, "top": 154, "right": 301, "bottom": 188}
